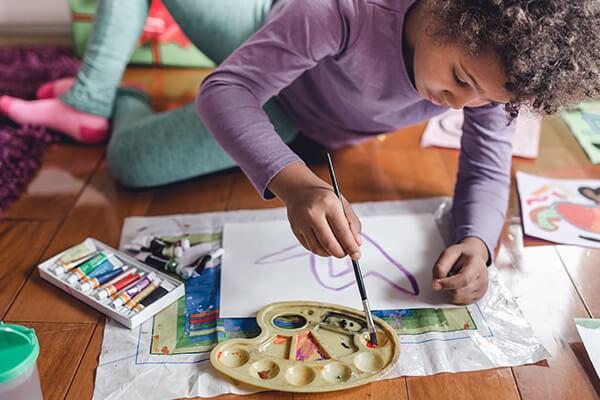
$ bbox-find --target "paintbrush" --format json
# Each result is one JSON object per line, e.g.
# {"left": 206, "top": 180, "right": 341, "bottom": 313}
{"left": 326, "top": 153, "right": 378, "bottom": 347}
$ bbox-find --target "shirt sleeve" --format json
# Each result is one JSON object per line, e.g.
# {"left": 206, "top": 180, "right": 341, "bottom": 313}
{"left": 196, "top": 0, "right": 354, "bottom": 198}
{"left": 453, "top": 103, "right": 516, "bottom": 264}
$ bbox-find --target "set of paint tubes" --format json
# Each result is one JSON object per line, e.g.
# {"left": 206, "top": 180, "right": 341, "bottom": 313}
{"left": 37, "top": 238, "right": 185, "bottom": 328}
{"left": 124, "top": 235, "right": 224, "bottom": 280}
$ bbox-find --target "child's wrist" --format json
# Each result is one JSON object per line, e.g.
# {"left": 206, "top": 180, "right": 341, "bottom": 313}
{"left": 459, "top": 236, "right": 489, "bottom": 262}
{"left": 268, "top": 162, "right": 327, "bottom": 203}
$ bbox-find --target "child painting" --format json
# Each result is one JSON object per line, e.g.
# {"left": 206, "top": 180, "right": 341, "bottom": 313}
{"left": 2, "top": 0, "right": 599, "bottom": 304}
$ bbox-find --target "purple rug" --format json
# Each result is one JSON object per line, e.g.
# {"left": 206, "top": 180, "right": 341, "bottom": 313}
{"left": 0, "top": 46, "right": 80, "bottom": 214}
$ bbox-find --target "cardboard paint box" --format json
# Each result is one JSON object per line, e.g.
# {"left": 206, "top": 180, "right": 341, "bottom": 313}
{"left": 38, "top": 238, "right": 185, "bottom": 329}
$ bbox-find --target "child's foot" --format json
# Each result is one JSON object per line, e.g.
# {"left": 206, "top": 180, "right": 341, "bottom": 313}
{"left": 37, "top": 78, "right": 146, "bottom": 99}
{"left": 36, "top": 77, "right": 76, "bottom": 99}
{"left": 0, "top": 96, "right": 109, "bottom": 143}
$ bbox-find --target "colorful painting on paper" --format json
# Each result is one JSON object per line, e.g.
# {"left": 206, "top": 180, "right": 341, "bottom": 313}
{"left": 516, "top": 172, "right": 600, "bottom": 248}
{"left": 561, "top": 100, "right": 600, "bottom": 164}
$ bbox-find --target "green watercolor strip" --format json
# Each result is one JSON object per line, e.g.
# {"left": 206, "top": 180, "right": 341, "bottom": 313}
{"left": 575, "top": 318, "right": 600, "bottom": 330}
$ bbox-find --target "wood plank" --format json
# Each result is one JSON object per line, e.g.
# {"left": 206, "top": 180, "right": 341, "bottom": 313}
{"left": 3, "top": 144, "right": 105, "bottom": 220}
{"left": 147, "top": 173, "right": 233, "bottom": 215}
{"left": 65, "top": 321, "right": 104, "bottom": 400}
{"left": 5, "top": 160, "right": 154, "bottom": 323}
{"left": 0, "top": 221, "right": 59, "bottom": 318}
{"left": 495, "top": 224, "right": 599, "bottom": 399}
{"left": 2, "top": 321, "right": 95, "bottom": 400}
{"left": 555, "top": 246, "right": 600, "bottom": 318}
{"left": 406, "top": 369, "right": 519, "bottom": 400}
{"left": 293, "top": 378, "right": 408, "bottom": 400}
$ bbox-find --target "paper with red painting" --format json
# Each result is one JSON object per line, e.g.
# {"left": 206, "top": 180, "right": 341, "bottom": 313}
{"left": 517, "top": 171, "right": 600, "bottom": 248}
{"left": 421, "top": 109, "right": 541, "bottom": 158}
{"left": 220, "top": 214, "right": 451, "bottom": 318}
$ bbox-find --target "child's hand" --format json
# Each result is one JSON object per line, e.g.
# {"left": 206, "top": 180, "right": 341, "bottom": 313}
{"left": 431, "top": 236, "right": 489, "bottom": 305}
{"left": 268, "top": 162, "right": 362, "bottom": 259}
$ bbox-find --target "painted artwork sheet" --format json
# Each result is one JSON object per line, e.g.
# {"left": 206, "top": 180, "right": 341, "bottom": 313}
{"left": 421, "top": 109, "right": 541, "bottom": 158}
{"left": 91, "top": 200, "right": 549, "bottom": 400}
{"left": 220, "top": 214, "right": 449, "bottom": 318}
{"left": 561, "top": 100, "right": 600, "bottom": 164}
{"left": 575, "top": 318, "right": 600, "bottom": 380}
{"left": 517, "top": 172, "right": 600, "bottom": 248}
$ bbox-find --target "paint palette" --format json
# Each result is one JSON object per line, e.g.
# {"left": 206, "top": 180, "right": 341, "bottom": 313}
{"left": 210, "top": 301, "right": 400, "bottom": 393}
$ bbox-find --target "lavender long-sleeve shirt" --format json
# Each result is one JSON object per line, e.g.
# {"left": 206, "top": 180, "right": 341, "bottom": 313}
{"left": 196, "top": 0, "right": 515, "bottom": 258}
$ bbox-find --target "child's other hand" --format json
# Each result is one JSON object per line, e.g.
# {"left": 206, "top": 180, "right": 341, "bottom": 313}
{"left": 268, "top": 162, "right": 362, "bottom": 260}
{"left": 431, "top": 236, "right": 489, "bottom": 305}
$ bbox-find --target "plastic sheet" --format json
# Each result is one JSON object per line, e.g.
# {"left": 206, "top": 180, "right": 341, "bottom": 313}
{"left": 92, "top": 198, "right": 549, "bottom": 399}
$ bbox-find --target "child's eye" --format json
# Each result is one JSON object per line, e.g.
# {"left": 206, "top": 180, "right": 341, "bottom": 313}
{"left": 453, "top": 68, "right": 469, "bottom": 88}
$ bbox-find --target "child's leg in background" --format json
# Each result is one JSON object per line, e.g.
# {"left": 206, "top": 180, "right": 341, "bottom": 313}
{"left": 60, "top": 0, "right": 149, "bottom": 118}
{"left": 107, "top": 89, "right": 297, "bottom": 188}
{"left": 107, "top": 0, "right": 299, "bottom": 188}
{"left": 0, "top": 0, "right": 149, "bottom": 142}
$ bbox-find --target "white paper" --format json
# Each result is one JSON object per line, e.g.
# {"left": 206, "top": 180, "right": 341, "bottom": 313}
{"left": 575, "top": 318, "right": 600, "bottom": 379}
{"left": 421, "top": 109, "right": 541, "bottom": 158}
{"left": 220, "top": 214, "right": 450, "bottom": 318}
{"left": 516, "top": 171, "right": 600, "bottom": 248}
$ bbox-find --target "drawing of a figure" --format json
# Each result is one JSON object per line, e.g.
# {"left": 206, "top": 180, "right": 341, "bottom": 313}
{"left": 254, "top": 232, "right": 419, "bottom": 297}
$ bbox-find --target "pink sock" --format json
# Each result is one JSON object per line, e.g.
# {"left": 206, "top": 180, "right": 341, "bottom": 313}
{"left": 36, "top": 77, "right": 76, "bottom": 99}
{"left": 37, "top": 77, "right": 146, "bottom": 99}
{"left": 0, "top": 96, "right": 109, "bottom": 144}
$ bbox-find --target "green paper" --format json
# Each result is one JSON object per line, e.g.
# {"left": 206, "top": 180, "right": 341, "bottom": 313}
{"left": 560, "top": 100, "right": 600, "bottom": 164}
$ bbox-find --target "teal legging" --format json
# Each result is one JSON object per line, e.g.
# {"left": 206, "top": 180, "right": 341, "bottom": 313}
{"left": 61, "top": 0, "right": 299, "bottom": 188}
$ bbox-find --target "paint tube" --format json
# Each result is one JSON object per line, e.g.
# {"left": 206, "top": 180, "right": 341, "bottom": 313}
{"left": 95, "top": 268, "right": 135, "bottom": 292}
{"left": 80, "top": 255, "right": 123, "bottom": 282}
{"left": 112, "top": 273, "right": 155, "bottom": 308}
{"left": 79, "top": 266, "right": 130, "bottom": 292}
{"left": 52, "top": 252, "right": 97, "bottom": 275}
{"left": 65, "top": 253, "right": 118, "bottom": 285}
{"left": 63, "top": 252, "right": 110, "bottom": 283}
{"left": 55, "top": 238, "right": 96, "bottom": 266}
{"left": 123, "top": 278, "right": 161, "bottom": 310}
{"left": 142, "top": 254, "right": 185, "bottom": 275}
{"left": 194, "top": 248, "right": 224, "bottom": 275}
{"left": 129, "top": 281, "right": 175, "bottom": 314}
{"left": 152, "top": 239, "right": 190, "bottom": 259}
{"left": 96, "top": 272, "right": 145, "bottom": 300}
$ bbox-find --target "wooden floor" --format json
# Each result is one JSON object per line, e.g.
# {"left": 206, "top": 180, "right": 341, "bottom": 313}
{"left": 1, "top": 65, "right": 600, "bottom": 400}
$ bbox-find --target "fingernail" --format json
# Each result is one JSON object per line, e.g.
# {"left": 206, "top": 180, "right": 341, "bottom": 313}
{"left": 432, "top": 281, "right": 441, "bottom": 290}
{"left": 351, "top": 251, "right": 361, "bottom": 260}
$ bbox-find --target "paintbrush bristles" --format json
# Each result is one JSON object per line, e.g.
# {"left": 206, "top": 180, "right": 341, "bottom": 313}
{"left": 370, "top": 331, "right": 378, "bottom": 347}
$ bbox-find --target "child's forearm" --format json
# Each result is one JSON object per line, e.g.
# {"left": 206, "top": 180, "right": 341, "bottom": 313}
{"left": 268, "top": 162, "right": 329, "bottom": 203}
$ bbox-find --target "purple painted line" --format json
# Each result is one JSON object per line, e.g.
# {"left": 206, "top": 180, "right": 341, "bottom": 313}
{"left": 254, "top": 231, "right": 419, "bottom": 296}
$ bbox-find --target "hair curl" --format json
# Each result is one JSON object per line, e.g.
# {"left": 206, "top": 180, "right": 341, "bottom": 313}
{"left": 428, "top": 0, "right": 600, "bottom": 116}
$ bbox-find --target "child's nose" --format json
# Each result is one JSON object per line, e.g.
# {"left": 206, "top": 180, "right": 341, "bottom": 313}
{"left": 444, "top": 90, "right": 480, "bottom": 110}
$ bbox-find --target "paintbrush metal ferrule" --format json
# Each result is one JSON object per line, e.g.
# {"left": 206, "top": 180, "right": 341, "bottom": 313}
{"left": 362, "top": 299, "right": 378, "bottom": 346}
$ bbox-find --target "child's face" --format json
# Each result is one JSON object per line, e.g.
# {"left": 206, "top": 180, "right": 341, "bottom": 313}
{"left": 412, "top": 35, "right": 510, "bottom": 109}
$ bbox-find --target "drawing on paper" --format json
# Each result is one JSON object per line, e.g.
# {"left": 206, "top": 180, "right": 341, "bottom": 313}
{"left": 517, "top": 172, "right": 600, "bottom": 247}
{"left": 255, "top": 232, "right": 419, "bottom": 296}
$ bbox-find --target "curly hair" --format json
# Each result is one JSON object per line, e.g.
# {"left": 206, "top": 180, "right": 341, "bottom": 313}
{"left": 427, "top": 0, "right": 600, "bottom": 116}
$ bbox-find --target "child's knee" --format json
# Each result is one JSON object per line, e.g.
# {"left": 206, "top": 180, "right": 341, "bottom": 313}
{"left": 106, "top": 131, "right": 150, "bottom": 188}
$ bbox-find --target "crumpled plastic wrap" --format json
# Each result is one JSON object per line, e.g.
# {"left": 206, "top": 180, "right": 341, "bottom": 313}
{"left": 92, "top": 197, "right": 549, "bottom": 399}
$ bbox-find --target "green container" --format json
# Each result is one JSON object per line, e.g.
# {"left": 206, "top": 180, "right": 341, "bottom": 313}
{"left": 0, "top": 322, "right": 43, "bottom": 400}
